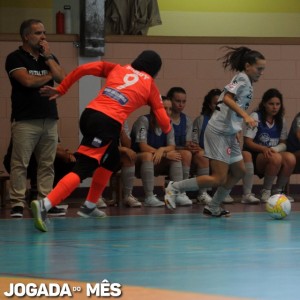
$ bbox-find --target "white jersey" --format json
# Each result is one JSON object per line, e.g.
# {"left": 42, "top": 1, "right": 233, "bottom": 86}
{"left": 244, "top": 112, "right": 288, "bottom": 142}
{"left": 208, "top": 72, "right": 253, "bottom": 135}
{"left": 192, "top": 115, "right": 205, "bottom": 145}
{"left": 123, "top": 119, "right": 131, "bottom": 138}
{"left": 131, "top": 115, "right": 175, "bottom": 145}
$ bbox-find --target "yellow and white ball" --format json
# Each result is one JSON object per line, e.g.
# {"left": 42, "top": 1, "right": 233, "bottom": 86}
{"left": 266, "top": 194, "right": 291, "bottom": 220}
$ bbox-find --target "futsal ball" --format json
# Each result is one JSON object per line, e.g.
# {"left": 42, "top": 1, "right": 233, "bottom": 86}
{"left": 266, "top": 194, "right": 291, "bottom": 219}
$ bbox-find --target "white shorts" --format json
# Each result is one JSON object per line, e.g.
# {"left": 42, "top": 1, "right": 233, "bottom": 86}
{"left": 204, "top": 125, "right": 242, "bottom": 164}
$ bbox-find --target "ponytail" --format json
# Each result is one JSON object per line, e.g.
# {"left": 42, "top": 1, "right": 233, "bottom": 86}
{"left": 219, "top": 46, "right": 265, "bottom": 72}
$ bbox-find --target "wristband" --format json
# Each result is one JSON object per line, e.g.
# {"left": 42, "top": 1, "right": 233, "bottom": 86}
{"left": 44, "top": 55, "right": 54, "bottom": 61}
{"left": 271, "top": 143, "right": 287, "bottom": 153}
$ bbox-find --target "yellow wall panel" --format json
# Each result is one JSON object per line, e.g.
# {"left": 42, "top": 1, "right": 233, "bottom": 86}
{"left": 0, "top": 8, "right": 53, "bottom": 33}
{"left": 148, "top": 11, "right": 300, "bottom": 37}
{"left": 0, "top": 0, "right": 52, "bottom": 9}
{"left": 158, "top": 0, "right": 300, "bottom": 13}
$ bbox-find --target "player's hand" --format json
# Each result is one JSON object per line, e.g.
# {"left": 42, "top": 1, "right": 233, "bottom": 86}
{"left": 123, "top": 148, "right": 137, "bottom": 163}
{"left": 153, "top": 149, "right": 164, "bottom": 165}
{"left": 244, "top": 115, "right": 258, "bottom": 130}
{"left": 68, "top": 153, "right": 77, "bottom": 163}
{"left": 186, "top": 142, "right": 201, "bottom": 152}
{"left": 164, "top": 150, "right": 182, "bottom": 162}
{"left": 40, "top": 86, "right": 61, "bottom": 100}
{"left": 262, "top": 147, "right": 276, "bottom": 159}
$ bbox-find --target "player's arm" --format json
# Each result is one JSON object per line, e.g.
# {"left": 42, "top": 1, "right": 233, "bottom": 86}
{"left": 243, "top": 136, "right": 266, "bottom": 152}
{"left": 243, "top": 115, "right": 263, "bottom": 153}
{"left": 296, "top": 129, "right": 300, "bottom": 141}
{"left": 40, "top": 61, "right": 117, "bottom": 99}
{"left": 148, "top": 83, "right": 171, "bottom": 134}
{"left": 57, "top": 61, "right": 117, "bottom": 95}
{"left": 271, "top": 140, "right": 287, "bottom": 153}
{"left": 244, "top": 136, "right": 275, "bottom": 159}
{"left": 152, "top": 107, "right": 171, "bottom": 133}
{"left": 271, "top": 119, "right": 288, "bottom": 152}
{"left": 120, "top": 130, "right": 131, "bottom": 148}
{"left": 223, "top": 92, "right": 257, "bottom": 129}
{"left": 56, "top": 143, "right": 76, "bottom": 163}
{"left": 120, "top": 121, "right": 131, "bottom": 148}
{"left": 138, "top": 142, "right": 156, "bottom": 153}
{"left": 154, "top": 129, "right": 178, "bottom": 164}
{"left": 292, "top": 115, "right": 300, "bottom": 141}
{"left": 191, "top": 116, "right": 201, "bottom": 145}
{"left": 185, "top": 117, "right": 201, "bottom": 151}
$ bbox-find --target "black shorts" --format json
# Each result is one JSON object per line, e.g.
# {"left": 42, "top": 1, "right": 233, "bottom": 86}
{"left": 78, "top": 108, "right": 122, "bottom": 172}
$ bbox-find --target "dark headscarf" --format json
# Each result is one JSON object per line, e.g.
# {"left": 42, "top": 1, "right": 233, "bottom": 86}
{"left": 131, "top": 50, "right": 162, "bottom": 77}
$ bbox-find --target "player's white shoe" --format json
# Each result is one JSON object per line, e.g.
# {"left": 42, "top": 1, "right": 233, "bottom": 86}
{"left": 222, "top": 195, "right": 234, "bottom": 204}
{"left": 176, "top": 193, "right": 193, "bottom": 206}
{"left": 197, "top": 192, "right": 212, "bottom": 205}
{"left": 260, "top": 189, "right": 271, "bottom": 203}
{"left": 165, "top": 181, "right": 179, "bottom": 210}
{"left": 241, "top": 193, "right": 260, "bottom": 204}
{"left": 144, "top": 195, "right": 165, "bottom": 207}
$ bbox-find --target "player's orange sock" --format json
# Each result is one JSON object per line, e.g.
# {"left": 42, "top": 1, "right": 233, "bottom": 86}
{"left": 86, "top": 167, "right": 113, "bottom": 203}
{"left": 47, "top": 172, "right": 81, "bottom": 207}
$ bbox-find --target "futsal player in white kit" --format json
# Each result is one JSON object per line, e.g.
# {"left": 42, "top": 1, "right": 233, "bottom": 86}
{"left": 165, "top": 46, "right": 266, "bottom": 216}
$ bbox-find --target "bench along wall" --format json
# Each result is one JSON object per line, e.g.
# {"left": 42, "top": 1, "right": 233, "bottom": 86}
{"left": 1, "top": 35, "right": 300, "bottom": 190}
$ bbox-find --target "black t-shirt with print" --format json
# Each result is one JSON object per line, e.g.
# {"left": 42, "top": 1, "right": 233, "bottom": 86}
{"left": 5, "top": 47, "right": 59, "bottom": 121}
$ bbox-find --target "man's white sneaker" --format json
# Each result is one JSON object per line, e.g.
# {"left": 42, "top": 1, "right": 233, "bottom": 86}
{"left": 223, "top": 195, "right": 234, "bottom": 204}
{"left": 164, "top": 181, "right": 179, "bottom": 210}
{"left": 144, "top": 195, "right": 165, "bottom": 207}
{"left": 286, "top": 195, "right": 295, "bottom": 203}
{"left": 96, "top": 197, "right": 107, "bottom": 208}
{"left": 260, "top": 189, "right": 271, "bottom": 203}
{"left": 241, "top": 193, "right": 260, "bottom": 204}
{"left": 176, "top": 192, "right": 193, "bottom": 206}
{"left": 124, "top": 194, "right": 142, "bottom": 207}
{"left": 197, "top": 192, "right": 212, "bottom": 204}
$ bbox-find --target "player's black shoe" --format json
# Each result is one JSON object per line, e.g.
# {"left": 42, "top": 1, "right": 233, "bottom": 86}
{"left": 203, "top": 205, "right": 231, "bottom": 217}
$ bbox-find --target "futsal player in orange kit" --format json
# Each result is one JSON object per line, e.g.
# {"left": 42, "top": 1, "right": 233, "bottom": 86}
{"left": 31, "top": 50, "right": 171, "bottom": 232}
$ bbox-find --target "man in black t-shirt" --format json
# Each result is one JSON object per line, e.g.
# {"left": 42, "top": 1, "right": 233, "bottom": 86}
{"left": 5, "top": 19, "right": 65, "bottom": 217}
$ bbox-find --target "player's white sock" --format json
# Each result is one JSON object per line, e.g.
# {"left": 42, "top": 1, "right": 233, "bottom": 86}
{"left": 173, "top": 178, "right": 199, "bottom": 192}
{"left": 43, "top": 198, "right": 52, "bottom": 211}
{"left": 211, "top": 186, "right": 231, "bottom": 207}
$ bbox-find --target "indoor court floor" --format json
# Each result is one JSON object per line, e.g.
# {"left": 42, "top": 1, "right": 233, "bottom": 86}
{"left": 0, "top": 200, "right": 300, "bottom": 300}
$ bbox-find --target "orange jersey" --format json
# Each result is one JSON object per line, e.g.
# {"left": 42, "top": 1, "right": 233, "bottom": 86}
{"left": 56, "top": 61, "right": 171, "bottom": 134}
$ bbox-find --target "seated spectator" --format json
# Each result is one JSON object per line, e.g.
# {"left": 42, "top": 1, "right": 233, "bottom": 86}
{"left": 287, "top": 111, "right": 300, "bottom": 166}
{"left": 243, "top": 88, "right": 296, "bottom": 202}
{"left": 53, "top": 143, "right": 77, "bottom": 187}
{"left": 97, "top": 120, "right": 141, "bottom": 208}
{"left": 118, "top": 121, "right": 141, "bottom": 207}
{"left": 3, "top": 139, "right": 74, "bottom": 216}
{"left": 131, "top": 97, "right": 192, "bottom": 207}
{"left": 167, "top": 87, "right": 193, "bottom": 182}
{"left": 240, "top": 150, "right": 260, "bottom": 204}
